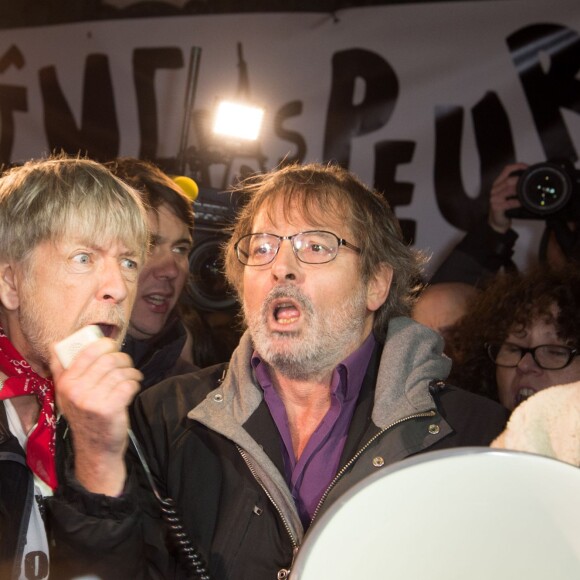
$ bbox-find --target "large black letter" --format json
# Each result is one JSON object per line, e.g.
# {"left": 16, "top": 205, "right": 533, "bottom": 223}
{"left": 0, "top": 45, "right": 27, "bottom": 165}
{"left": 274, "top": 100, "right": 306, "bottom": 166}
{"left": 374, "top": 140, "right": 416, "bottom": 244}
{"left": 133, "top": 47, "right": 183, "bottom": 160}
{"left": 40, "top": 54, "right": 118, "bottom": 160}
{"left": 0, "top": 85, "right": 27, "bottom": 164}
{"left": 507, "top": 24, "right": 580, "bottom": 162}
{"left": 323, "top": 49, "right": 398, "bottom": 167}
{"left": 434, "top": 92, "right": 516, "bottom": 230}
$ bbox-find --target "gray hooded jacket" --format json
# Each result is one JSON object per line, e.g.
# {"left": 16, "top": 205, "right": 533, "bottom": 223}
{"left": 48, "top": 317, "right": 508, "bottom": 580}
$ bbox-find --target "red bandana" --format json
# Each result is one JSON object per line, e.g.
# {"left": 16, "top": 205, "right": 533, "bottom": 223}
{"left": 0, "top": 326, "right": 57, "bottom": 490}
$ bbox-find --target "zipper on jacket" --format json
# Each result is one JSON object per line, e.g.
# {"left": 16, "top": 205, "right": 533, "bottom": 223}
{"left": 237, "top": 410, "right": 436, "bottom": 576}
{"left": 310, "top": 410, "right": 437, "bottom": 525}
{"left": 236, "top": 445, "right": 298, "bottom": 550}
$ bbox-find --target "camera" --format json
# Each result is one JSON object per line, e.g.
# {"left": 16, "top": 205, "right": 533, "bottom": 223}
{"left": 188, "top": 185, "right": 241, "bottom": 312}
{"left": 506, "top": 159, "right": 580, "bottom": 221}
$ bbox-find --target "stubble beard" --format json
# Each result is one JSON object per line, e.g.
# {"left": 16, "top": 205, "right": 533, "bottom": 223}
{"left": 245, "top": 284, "right": 369, "bottom": 381}
{"left": 18, "top": 279, "right": 128, "bottom": 371}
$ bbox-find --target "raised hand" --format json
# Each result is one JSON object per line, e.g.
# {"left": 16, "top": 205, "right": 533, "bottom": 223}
{"left": 51, "top": 336, "right": 142, "bottom": 496}
{"left": 488, "top": 162, "right": 528, "bottom": 233}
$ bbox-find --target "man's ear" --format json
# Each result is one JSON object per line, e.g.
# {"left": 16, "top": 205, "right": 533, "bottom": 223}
{"left": 0, "top": 263, "right": 21, "bottom": 310}
{"left": 366, "top": 264, "right": 393, "bottom": 312}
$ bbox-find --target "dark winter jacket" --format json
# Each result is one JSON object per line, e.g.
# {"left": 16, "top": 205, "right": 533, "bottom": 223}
{"left": 123, "top": 316, "right": 198, "bottom": 392}
{"left": 430, "top": 220, "right": 518, "bottom": 287}
{"left": 0, "top": 403, "right": 32, "bottom": 580}
{"left": 47, "top": 317, "right": 509, "bottom": 580}
{"left": 0, "top": 403, "right": 61, "bottom": 580}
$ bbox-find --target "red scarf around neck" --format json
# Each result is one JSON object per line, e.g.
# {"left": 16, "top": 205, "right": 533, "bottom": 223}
{"left": 0, "top": 327, "right": 57, "bottom": 490}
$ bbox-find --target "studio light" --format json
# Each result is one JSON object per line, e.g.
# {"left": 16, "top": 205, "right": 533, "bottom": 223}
{"left": 212, "top": 100, "right": 265, "bottom": 142}
{"left": 174, "top": 43, "right": 268, "bottom": 189}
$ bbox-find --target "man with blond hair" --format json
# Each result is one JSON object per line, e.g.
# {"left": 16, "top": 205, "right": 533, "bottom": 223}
{"left": 0, "top": 156, "right": 147, "bottom": 579}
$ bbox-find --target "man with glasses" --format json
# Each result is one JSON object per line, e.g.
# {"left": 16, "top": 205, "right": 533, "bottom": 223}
{"left": 50, "top": 163, "right": 509, "bottom": 580}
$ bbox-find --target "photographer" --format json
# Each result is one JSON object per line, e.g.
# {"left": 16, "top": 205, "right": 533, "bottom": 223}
{"left": 431, "top": 160, "right": 580, "bottom": 288}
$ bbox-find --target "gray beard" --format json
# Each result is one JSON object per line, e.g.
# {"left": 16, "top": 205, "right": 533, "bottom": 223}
{"left": 244, "top": 285, "right": 368, "bottom": 381}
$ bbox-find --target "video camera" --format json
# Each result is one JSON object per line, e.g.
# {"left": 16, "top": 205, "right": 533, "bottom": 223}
{"left": 507, "top": 159, "right": 580, "bottom": 221}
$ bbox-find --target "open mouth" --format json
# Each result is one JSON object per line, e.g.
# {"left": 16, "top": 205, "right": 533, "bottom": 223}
{"left": 145, "top": 293, "right": 170, "bottom": 306}
{"left": 96, "top": 323, "right": 117, "bottom": 339}
{"left": 272, "top": 300, "right": 301, "bottom": 325}
{"left": 515, "top": 387, "right": 536, "bottom": 406}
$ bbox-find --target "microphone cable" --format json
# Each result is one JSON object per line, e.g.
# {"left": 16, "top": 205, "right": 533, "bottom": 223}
{"left": 128, "top": 429, "right": 211, "bottom": 580}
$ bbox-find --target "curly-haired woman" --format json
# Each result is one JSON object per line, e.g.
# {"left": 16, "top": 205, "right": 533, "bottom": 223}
{"left": 447, "top": 266, "right": 580, "bottom": 410}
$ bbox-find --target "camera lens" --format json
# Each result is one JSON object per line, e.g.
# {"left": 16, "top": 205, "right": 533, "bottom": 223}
{"left": 188, "top": 238, "right": 236, "bottom": 311}
{"left": 518, "top": 163, "right": 572, "bottom": 215}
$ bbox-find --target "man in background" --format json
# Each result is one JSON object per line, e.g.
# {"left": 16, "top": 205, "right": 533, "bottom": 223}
{"left": 107, "top": 158, "right": 217, "bottom": 391}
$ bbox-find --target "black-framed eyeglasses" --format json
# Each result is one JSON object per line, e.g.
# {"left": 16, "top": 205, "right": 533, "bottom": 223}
{"left": 234, "top": 230, "right": 361, "bottom": 266}
{"left": 486, "top": 342, "right": 579, "bottom": 371}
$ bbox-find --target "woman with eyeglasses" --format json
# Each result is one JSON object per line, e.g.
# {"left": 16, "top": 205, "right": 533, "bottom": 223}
{"left": 446, "top": 265, "right": 580, "bottom": 411}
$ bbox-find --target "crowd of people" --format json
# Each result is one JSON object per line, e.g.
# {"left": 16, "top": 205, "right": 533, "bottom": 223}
{"left": 414, "top": 161, "right": 580, "bottom": 411}
{"left": 0, "top": 154, "right": 577, "bottom": 580}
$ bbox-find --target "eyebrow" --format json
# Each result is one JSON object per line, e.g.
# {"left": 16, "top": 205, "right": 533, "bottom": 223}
{"left": 150, "top": 233, "right": 193, "bottom": 246}
{"left": 89, "top": 242, "right": 142, "bottom": 260}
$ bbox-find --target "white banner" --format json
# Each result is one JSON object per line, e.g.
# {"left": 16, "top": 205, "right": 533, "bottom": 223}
{"left": 0, "top": 0, "right": 578, "bottom": 274}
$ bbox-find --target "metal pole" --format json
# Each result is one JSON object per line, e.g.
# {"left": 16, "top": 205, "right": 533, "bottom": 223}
{"left": 177, "top": 46, "right": 202, "bottom": 175}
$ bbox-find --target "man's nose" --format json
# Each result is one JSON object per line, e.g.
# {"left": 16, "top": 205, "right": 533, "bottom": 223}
{"left": 270, "top": 239, "right": 300, "bottom": 282}
{"left": 150, "top": 250, "right": 180, "bottom": 280}
{"left": 99, "top": 262, "right": 130, "bottom": 303}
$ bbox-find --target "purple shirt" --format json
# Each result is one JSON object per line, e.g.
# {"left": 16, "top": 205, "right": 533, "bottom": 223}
{"left": 252, "top": 333, "right": 376, "bottom": 528}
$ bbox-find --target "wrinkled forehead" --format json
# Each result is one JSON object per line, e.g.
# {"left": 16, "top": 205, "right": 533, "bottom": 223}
{"left": 252, "top": 193, "right": 354, "bottom": 236}
{"left": 57, "top": 209, "right": 147, "bottom": 259}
